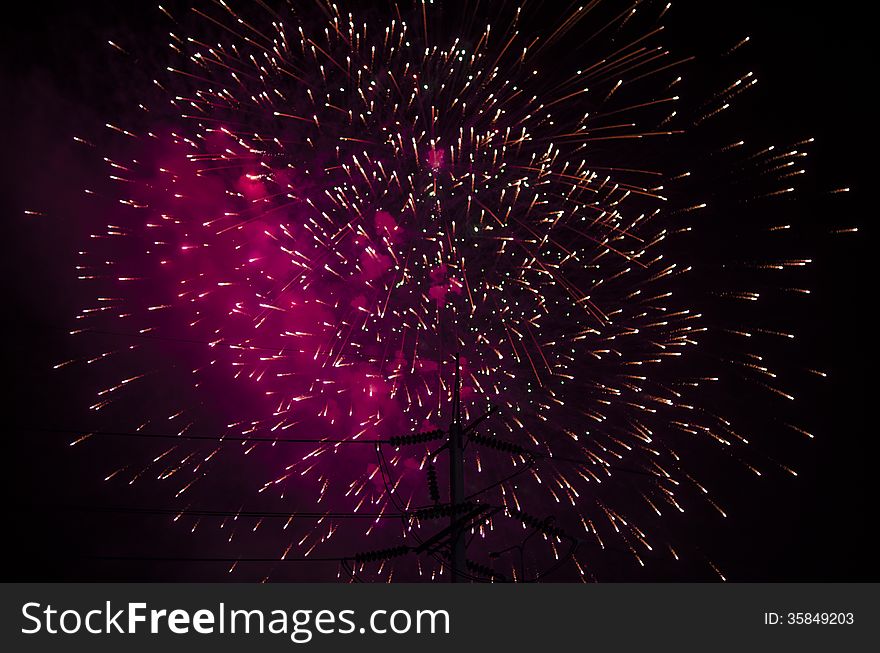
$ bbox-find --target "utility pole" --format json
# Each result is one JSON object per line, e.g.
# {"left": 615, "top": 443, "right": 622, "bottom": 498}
{"left": 448, "top": 353, "right": 466, "bottom": 582}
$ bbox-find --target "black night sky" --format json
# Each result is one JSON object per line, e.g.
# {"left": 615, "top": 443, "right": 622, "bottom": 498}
{"left": 1, "top": 0, "right": 873, "bottom": 582}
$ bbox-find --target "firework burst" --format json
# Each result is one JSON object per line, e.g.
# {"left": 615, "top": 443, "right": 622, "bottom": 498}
{"left": 55, "top": 0, "right": 848, "bottom": 581}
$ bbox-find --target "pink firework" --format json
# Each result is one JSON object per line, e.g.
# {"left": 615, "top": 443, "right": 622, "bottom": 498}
{"left": 54, "top": 0, "right": 849, "bottom": 581}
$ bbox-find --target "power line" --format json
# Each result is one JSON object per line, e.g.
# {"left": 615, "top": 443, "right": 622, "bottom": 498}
{"left": 88, "top": 555, "right": 346, "bottom": 563}
{"left": 18, "top": 426, "right": 417, "bottom": 445}
{"left": 16, "top": 505, "right": 409, "bottom": 519}
{"left": 35, "top": 368, "right": 648, "bottom": 581}
{"left": 62, "top": 327, "right": 299, "bottom": 353}
{"left": 21, "top": 426, "right": 657, "bottom": 477}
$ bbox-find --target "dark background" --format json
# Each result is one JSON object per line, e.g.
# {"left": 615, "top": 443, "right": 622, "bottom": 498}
{"left": 0, "top": 1, "right": 873, "bottom": 581}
